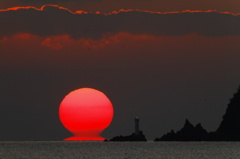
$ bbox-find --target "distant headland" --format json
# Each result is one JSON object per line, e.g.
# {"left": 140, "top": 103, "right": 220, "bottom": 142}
{"left": 108, "top": 86, "right": 240, "bottom": 141}
{"left": 155, "top": 86, "right": 240, "bottom": 141}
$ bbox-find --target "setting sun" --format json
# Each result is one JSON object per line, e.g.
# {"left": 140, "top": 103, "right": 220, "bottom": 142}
{"left": 59, "top": 88, "right": 114, "bottom": 141}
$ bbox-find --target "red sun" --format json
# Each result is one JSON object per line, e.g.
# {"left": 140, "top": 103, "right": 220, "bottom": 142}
{"left": 59, "top": 88, "right": 114, "bottom": 141}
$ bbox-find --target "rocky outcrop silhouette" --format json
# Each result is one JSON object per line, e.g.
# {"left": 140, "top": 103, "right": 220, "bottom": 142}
{"left": 106, "top": 117, "right": 147, "bottom": 141}
{"left": 108, "top": 131, "right": 147, "bottom": 141}
{"left": 155, "top": 119, "right": 208, "bottom": 141}
{"left": 215, "top": 86, "right": 240, "bottom": 141}
{"left": 156, "top": 86, "right": 240, "bottom": 141}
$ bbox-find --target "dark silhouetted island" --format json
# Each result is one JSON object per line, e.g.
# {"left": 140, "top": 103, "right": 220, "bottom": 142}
{"left": 155, "top": 86, "right": 240, "bottom": 141}
{"left": 155, "top": 119, "right": 208, "bottom": 141}
{"left": 109, "top": 131, "right": 147, "bottom": 141}
{"left": 214, "top": 86, "right": 240, "bottom": 141}
{"left": 106, "top": 117, "right": 147, "bottom": 141}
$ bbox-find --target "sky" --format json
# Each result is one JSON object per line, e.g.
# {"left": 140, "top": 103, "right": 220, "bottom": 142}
{"left": 0, "top": 1, "right": 240, "bottom": 140}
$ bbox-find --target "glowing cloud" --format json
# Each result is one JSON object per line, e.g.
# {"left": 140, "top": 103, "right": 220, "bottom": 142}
{"left": 0, "top": 5, "right": 239, "bottom": 40}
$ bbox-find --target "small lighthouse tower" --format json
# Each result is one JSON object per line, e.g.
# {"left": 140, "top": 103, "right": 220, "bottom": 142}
{"left": 135, "top": 117, "right": 140, "bottom": 136}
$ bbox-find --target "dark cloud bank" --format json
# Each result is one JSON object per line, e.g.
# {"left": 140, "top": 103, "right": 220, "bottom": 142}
{"left": 0, "top": 6, "right": 240, "bottom": 38}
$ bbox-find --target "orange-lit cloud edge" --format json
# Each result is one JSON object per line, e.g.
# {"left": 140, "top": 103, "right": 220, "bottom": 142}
{"left": 0, "top": 4, "right": 239, "bottom": 16}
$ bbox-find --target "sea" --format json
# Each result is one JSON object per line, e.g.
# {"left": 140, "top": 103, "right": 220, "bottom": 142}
{"left": 0, "top": 141, "right": 240, "bottom": 159}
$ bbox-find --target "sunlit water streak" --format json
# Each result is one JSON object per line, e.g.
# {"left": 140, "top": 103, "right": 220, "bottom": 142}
{"left": 0, "top": 141, "right": 239, "bottom": 159}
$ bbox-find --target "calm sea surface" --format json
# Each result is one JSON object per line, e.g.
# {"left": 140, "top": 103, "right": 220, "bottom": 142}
{"left": 0, "top": 141, "right": 240, "bottom": 159}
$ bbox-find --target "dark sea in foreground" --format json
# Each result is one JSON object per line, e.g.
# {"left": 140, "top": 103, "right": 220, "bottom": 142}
{"left": 0, "top": 141, "right": 240, "bottom": 159}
